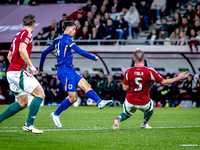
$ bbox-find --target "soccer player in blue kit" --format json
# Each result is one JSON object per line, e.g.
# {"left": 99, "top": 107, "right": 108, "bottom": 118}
{"left": 39, "top": 21, "right": 113, "bottom": 127}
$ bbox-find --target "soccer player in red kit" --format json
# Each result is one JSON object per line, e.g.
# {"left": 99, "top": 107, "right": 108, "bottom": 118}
{"left": 113, "top": 49, "right": 189, "bottom": 129}
{"left": 0, "top": 14, "right": 44, "bottom": 134}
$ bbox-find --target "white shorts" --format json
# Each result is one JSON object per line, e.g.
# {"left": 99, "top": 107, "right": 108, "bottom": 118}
{"left": 123, "top": 99, "right": 153, "bottom": 117}
{"left": 7, "top": 71, "right": 40, "bottom": 97}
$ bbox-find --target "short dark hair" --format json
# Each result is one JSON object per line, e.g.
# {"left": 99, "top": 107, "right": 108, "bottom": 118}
{"left": 63, "top": 21, "right": 76, "bottom": 30}
{"left": 134, "top": 49, "right": 144, "bottom": 62}
{"left": 23, "top": 14, "right": 35, "bottom": 26}
{"left": 62, "top": 13, "right": 67, "bottom": 16}
{"left": 162, "top": 18, "right": 168, "bottom": 22}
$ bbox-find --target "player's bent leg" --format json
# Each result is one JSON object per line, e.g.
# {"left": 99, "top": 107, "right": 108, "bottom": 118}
{"left": 78, "top": 78, "right": 113, "bottom": 109}
{"left": 113, "top": 100, "right": 136, "bottom": 129}
{"left": 140, "top": 99, "right": 153, "bottom": 129}
{"left": 23, "top": 85, "right": 44, "bottom": 133}
{"left": 51, "top": 92, "right": 77, "bottom": 128}
{"left": 0, "top": 95, "right": 27, "bottom": 123}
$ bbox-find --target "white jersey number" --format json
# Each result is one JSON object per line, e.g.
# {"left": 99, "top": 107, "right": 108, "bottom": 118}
{"left": 134, "top": 77, "right": 143, "bottom": 92}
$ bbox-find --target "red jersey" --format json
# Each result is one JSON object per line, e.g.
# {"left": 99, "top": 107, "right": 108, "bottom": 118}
{"left": 7, "top": 29, "right": 33, "bottom": 72}
{"left": 123, "top": 66, "right": 164, "bottom": 105}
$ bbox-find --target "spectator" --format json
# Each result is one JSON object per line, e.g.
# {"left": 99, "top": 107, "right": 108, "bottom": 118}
{"left": 112, "top": 0, "right": 122, "bottom": 12}
{"left": 94, "top": 18, "right": 105, "bottom": 36}
{"left": 189, "top": 28, "right": 198, "bottom": 52}
{"left": 95, "top": 71, "right": 106, "bottom": 98}
{"left": 124, "top": 6, "right": 139, "bottom": 39}
{"left": 91, "top": 4, "right": 98, "bottom": 18}
{"left": 121, "top": 7, "right": 128, "bottom": 16}
{"left": 176, "top": 32, "right": 187, "bottom": 45}
{"left": 0, "top": 54, "right": 8, "bottom": 97}
{"left": 109, "top": 6, "right": 119, "bottom": 21}
{"left": 58, "top": 14, "right": 68, "bottom": 34}
{"left": 169, "top": 27, "right": 180, "bottom": 45}
{"left": 184, "top": 5, "right": 195, "bottom": 23}
{"left": 115, "top": 12, "right": 128, "bottom": 39}
{"left": 34, "top": 33, "right": 46, "bottom": 46}
{"left": 86, "top": 11, "right": 94, "bottom": 27}
{"left": 83, "top": 70, "right": 93, "bottom": 86}
{"left": 91, "top": 27, "right": 103, "bottom": 44}
{"left": 193, "top": 20, "right": 200, "bottom": 33}
{"left": 50, "top": 74, "right": 64, "bottom": 106}
{"left": 103, "top": 75, "right": 117, "bottom": 100}
{"left": 131, "top": 0, "right": 140, "bottom": 11}
{"left": 84, "top": 20, "right": 92, "bottom": 32}
{"left": 159, "top": 18, "right": 170, "bottom": 33}
{"left": 74, "top": 20, "right": 82, "bottom": 39}
{"left": 102, "top": 12, "right": 110, "bottom": 26}
{"left": 168, "top": 18, "right": 178, "bottom": 35}
{"left": 104, "top": 19, "right": 116, "bottom": 40}
{"left": 35, "top": 72, "right": 49, "bottom": 105}
{"left": 102, "top": 0, "right": 112, "bottom": 12}
{"left": 77, "top": 12, "right": 85, "bottom": 28}
{"left": 175, "top": 12, "right": 182, "bottom": 27}
{"left": 139, "top": 0, "right": 151, "bottom": 30}
{"left": 144, "top": 28, "right": 159, "bottom": 45}
{"left": 97, "top": 5, "right": 107, "bottom": 20}
{"left": 192, "top": 77, "right": 200, "bottom": 107}
{"left": 78, "top": 26, "right": 91, "bottom": 45}
{"left": 180, "top": 17, "right": 192, "bottom": 36}
{"left": 68, "top": 5, "right": 87, "bottom": 21}
{"left": 96, "top": 14, "right": 106, "bottom": 26}
{"left": 150, "top": 80, "right": 163, "bottom": 107}
{"left": 196, "top": 29, "right": 200, "bottom": 45}
{"left": 177, "top": 74, "right": 193, "bottom": 108}
{"left": 158, "top": 27, "right": 169, "bottom": 45}
{"left": 195, "top": 4, "right": 200, "bottom": 19}
{"left": 82, "top": 0, "right": 93, "bottom": 12}
{"left": 151, "top": 0, "right": 166, "bottom": 24}
{"left": 40, "top": 20, "right": 59, "bottom": 35}
{"left": 161, "top": 74, "right": 175, "bottom": 107}
{"left": 46, "top": 30, "right": 57, "bottom": 45}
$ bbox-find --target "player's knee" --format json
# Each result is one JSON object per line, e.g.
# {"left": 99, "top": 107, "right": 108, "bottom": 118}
{"left": 18, "top": 100, "right": 28, "bottom": 108}
{"left": 69, "top": 95, "right": 78, "bottom": 103}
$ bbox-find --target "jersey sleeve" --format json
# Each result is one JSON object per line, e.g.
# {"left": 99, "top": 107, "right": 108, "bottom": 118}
{"left": 19, "top": 30, "right": 31, "bottom": 45}
{"left": 9, "top": 45, "right": 13, "bottom": 52}
{"left": 123, "top": 69, "right": 129, "bottom": 85}
{"left": 65, "top": 37, "right": 76, "bottom": 47}
{"left": 149, "top": 68, "right": 164, "bottom": 83}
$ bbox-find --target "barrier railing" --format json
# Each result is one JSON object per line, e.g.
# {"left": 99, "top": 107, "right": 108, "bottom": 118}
{"left": 32, "top": 39, "right": 192, "bottom": 46}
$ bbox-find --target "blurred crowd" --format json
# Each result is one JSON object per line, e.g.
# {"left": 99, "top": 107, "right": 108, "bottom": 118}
{"left": 27, "top": 0, "right": 200, "bottom": 46}
{"left": 144, "top": 2, "right": 200, "bottom": 52}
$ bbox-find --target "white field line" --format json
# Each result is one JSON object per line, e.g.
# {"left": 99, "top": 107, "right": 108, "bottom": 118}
{"left": 179, "top": 144, "right": 198, "bottom": 146}
{"left": 0, "top": 126, "right": 200, "bottom": 132}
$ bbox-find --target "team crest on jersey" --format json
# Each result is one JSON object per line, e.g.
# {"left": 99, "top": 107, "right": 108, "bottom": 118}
{"left": 25, "top": 38, "right": 30, "bottom": 44}
{"left": 68, "top": 84, "right": 73, "bottom": 90}
{"left": 30, "top": 75, "right": 34, "bottom": 80}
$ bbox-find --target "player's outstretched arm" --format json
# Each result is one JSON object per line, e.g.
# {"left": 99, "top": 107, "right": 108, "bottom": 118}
{"left": 19, "top": 43, "right": 37, "bottom": 75}
{"left": 39, "top": 45, "right": 55, "bottom": 72}
{"left": 71, "top": 44, "right": 96, "bottom": 60}
{"left": 161, "top": 71, "right": 189, "bottom": 86}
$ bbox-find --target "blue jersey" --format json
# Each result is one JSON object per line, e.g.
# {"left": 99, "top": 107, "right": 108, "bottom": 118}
{"left": 52, "top": 34, "right": 75, "bottom": 67}
{"left": 39, "top": 34, "right": 96, "bottom": 70}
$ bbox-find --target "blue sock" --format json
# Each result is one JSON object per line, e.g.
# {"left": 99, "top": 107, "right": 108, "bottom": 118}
{"left": 54, "top": 98, "right": 71, "bottom": 116}
{"left": 86, "top": 90, "right": 102, "bottom": 104}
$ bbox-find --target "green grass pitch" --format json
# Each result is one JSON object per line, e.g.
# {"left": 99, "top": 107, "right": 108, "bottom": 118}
{"left": 0, "top": 105, "right": 200, "bottom": 150}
